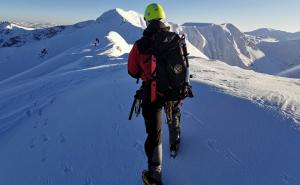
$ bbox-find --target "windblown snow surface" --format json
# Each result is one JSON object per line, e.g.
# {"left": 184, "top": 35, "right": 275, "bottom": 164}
{"left": 0, "top": 8, "right": 300, "bottom": 185}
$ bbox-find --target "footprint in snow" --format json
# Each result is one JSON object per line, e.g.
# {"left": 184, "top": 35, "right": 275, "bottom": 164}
{"left": 33, "top": 101, "right": 38, "bottom": 107}
{"left": 206, "top": 139, "right": 220, "bottom": 152}
{"left": 26, "top": 110, "right": 32, "bottom": 117}
{"left": 43, "top": 118, "right": 49, "bottom": 126}
{"left": 38, "top": 108, "right": 43, "bottom": 117}
{"left": 85, "top": 177, "right": 95, "bottom": 185}
{"left": 62, "top": 164, "right": 73, "bottom": 174}
{"left": 29, "top": 143, "right": 36, "bottom": 149}
{"left": 33, "top": 120, "right": 39, "bottom": 129}
{"left": 59, "top": 133, "right": 66, "bottom": 143}
{"left": 41, "top": 157, "right": 47, "bottom": 163}
{"left": 41, "top": 134, "right": 49, "bottom": 142}
{"left": 50, "top": 97, "right": 56, "bottom": 104}
{"left": 118, "top": 103, "right": 125, "bottom": 111}
{"left": 28, "top": 94, "right": 33, "bottom": 100}
{"left": 281, "top": 173, "right": 300, "bottom": 185}
{"left": 134, "top": 141, "right": 144, "bottom": 156}
{"left": 42, "top": 179, "right": 51, "bottom": 185}
{"left": 29, "top": 137, "right": 37, "bottom": 149}
{"left": 114, "top": 123, "right": 120, "bottom": 136}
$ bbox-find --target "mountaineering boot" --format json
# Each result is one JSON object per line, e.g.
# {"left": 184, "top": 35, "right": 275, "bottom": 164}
{"left": 169, "top": 122, "right": 181, "bottom": 158}
{"left": 142, "top": 170, "right": 163, "bottom": 185}
{"left": 170, "top": 137, "right": 180, "bottom": 158}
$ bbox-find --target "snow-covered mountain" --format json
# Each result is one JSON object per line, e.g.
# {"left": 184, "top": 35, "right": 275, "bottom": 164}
{"left": 182, "top": 23, "right": 264, "bottom": 68}
{"left": 251, "top": 39, "right": 300, "bottom": 78}
{"left": 2, "top": 8, "right": 300, "bottom": 79}
{"left": 246, "top": 28, "right": 300, "bottom": 42}
{"left": 95, "top": 8, "right": 145, "bottom": 44}
{"left": 0, "top": 8, "right": 300, "bottom": 185}
{"left": 0, "top": 9, "right": 208, "bottom": 81}
{"left": 0, "top": 21, "right": 95, "bottom": 48}
{"left": 7, "top": 21, "right": 59, "bottom": 29}
{"left": 179, "top": 23, "right": 300, "bottom": 78}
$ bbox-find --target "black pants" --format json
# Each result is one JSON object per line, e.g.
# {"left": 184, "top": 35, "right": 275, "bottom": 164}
{"left": 142, "top": 100, "right": 163, "bottom": 178}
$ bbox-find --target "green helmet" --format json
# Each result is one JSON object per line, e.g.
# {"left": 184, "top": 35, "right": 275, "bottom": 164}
{"left": 144, "top": 3, "right": 166, "bottom": 21}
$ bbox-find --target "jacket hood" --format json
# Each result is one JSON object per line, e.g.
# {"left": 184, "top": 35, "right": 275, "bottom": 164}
{"left": 143, "top": 20, "right": 170, "bottom": 37}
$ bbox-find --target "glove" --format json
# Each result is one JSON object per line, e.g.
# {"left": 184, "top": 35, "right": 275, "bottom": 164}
{"left": 183, "top": 84, "right": 194, "bottom": 98}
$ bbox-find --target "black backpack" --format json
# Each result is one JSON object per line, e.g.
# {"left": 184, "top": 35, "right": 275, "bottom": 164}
{"left": 151, "top": 31, "right": 193, "bottom": 101}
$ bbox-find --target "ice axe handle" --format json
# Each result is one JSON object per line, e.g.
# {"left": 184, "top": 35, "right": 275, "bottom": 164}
{"left": 128, "top": 98, "right": 137, "bottom": 120}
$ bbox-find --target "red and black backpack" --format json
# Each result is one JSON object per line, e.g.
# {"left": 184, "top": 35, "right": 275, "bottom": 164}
{"left": 137, "top": 31, "right": 193, "bottom": 101}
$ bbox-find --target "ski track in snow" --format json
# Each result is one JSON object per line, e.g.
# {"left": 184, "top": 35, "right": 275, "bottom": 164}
{"left": 206, "top": 138, "right": 242, "bottom": 167}
{"left": 182, "top": 111, "right": 205, "bottom": 128}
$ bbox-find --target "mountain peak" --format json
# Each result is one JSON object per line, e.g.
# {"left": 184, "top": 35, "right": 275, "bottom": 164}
{"left": 96, "top": 8, "right": 146, "bottom": 28}
{"left": 250, "top": 28, "right": 280, "bottom": 33}
{"left": 221, "top": 23, "right": 236, "bottom": 29}
{"left": 220, "top": 23, "right": 242, "bottom": 34}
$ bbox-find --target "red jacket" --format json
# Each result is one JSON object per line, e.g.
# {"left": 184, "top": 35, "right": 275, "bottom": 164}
{"left": 128, "top": 40, "right": 157, "bottom": 102}
{"left": 128, "top": 20, "right": 172, "bottom": 102}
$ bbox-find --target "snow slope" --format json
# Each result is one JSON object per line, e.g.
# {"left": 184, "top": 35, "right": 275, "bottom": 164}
{"left": 0, "top": 9, "right": 141, "bottom": 81}
{"left": 0, "top": 20, "right": 99, "bottom": 81}
{"left": 190, "top": 59, "right": 300, "bottom": 124}
{"left": 0, "top": 52, "right": 300, "bottom": 185}
{"left": 251, "top": 39, "right": 300, "bottom": 78}
{"left": 0, "top": 9, "right": 300, "bottom": 184}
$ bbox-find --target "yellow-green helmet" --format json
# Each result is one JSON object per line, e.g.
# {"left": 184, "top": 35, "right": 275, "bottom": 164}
{"left": 144, "top": 3, "right": 166, "bottom": 21}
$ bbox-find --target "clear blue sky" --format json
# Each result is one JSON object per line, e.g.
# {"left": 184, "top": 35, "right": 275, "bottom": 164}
{"left": 1, "top": 0, "right": 299, "bottom": 32}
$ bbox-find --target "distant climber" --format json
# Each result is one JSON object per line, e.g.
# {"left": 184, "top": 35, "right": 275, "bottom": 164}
{"left": 127, "top": 3, "right": 193, "bottom": 185}
{"left": 116, "top": 46, "right": 122, "bottom": 52}
{"left": 121, "top": 18, "right": 128, "bottom": 25}
{"left": 94, "top": 38, "right": 100, "bottom": 47}
{"left": 40, "top": 48, "right": 48, "bottom": 58}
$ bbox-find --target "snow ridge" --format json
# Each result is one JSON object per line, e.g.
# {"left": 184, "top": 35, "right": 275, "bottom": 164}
{"left": 0, "top": 8, "right": 300, "bottom": 185}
